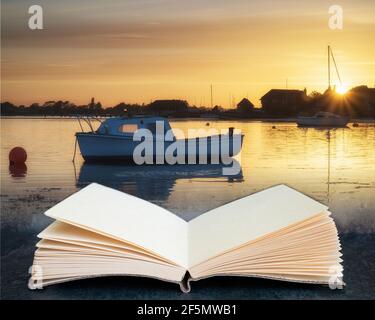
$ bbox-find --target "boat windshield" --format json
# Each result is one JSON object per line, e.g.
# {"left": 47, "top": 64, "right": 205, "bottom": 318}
{"left": 120, "top": 124, "right": 138, "bottom": 133}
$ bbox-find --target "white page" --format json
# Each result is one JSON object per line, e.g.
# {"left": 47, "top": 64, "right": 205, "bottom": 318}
{"left": 187, "top": 185, "right": 328, "bottom": 267}
{"left": 44, "top": 183, "right": 189, "bottom": 268}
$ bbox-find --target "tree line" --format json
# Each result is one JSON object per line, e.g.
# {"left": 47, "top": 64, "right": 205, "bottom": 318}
{"left": 1, "top": 85, "right": 374, "bottom": 118}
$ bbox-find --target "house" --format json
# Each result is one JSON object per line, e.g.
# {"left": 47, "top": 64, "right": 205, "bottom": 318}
{"left": 149, "top": 100, "right": 189, "bottom": 115}
{"left": 260, "top": 89, "right": 308, "bottom": 115}
{"left": 236, "top": 98, "right": 254, "bottom": 113}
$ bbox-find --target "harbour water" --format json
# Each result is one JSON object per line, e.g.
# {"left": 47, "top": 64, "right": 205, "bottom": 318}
{"left": 2, "top": 118, "right": 375, "bottom": 226}
{"left": 1, "top": 118, "right": 375, "bottom": 299}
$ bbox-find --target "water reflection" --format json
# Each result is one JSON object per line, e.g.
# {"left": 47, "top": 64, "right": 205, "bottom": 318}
{"left": 76, "top": 161, "right": 243, "bottom": 202}
{"left": 9, "top": 163, "right": 27, "bottom": 178}
{"left": 1, "top": 119, "right": 374, "bottom": 229}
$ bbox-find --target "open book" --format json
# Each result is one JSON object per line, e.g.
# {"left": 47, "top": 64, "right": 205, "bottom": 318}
{"left": 29, "top": 183, "right": 343, "bottom": 292}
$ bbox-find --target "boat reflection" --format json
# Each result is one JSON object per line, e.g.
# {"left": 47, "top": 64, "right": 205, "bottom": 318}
{"left": 76, "top": 161, "right": 243, "bottom": 202}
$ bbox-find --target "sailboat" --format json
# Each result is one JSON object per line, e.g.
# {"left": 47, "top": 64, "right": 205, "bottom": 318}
{"left": 297, "top": 46, "right": 349, "bottom": 127}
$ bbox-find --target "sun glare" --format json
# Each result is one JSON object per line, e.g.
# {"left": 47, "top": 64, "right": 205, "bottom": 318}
{"left": 335, "top": 84, "right": 348, "bottom": 95}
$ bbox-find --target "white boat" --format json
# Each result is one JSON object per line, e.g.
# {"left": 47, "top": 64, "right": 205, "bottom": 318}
{"left": 297, "top": 112, "right": 349, "bottom": 127}
{"left": 75, "top": 116, "right": 244, "bottom": 163}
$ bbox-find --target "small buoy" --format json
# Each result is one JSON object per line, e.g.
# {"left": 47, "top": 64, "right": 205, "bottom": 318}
{"left": 9, "top": 147, "right": 27, "bottom": 165}
{"left": 272, "top": 126, "right": 276, "bottom": 129}
{"left": 353, "top": 123, "right": 359, "bottom": 127}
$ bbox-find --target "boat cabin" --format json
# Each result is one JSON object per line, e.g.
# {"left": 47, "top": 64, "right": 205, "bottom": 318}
{"left": 96, "top": 117, "right": 172, "bottom": 137}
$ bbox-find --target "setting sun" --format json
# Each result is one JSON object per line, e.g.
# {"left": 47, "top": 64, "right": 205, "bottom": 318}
{"left": 335, "top": 84, "right": 348, "bottom": 95}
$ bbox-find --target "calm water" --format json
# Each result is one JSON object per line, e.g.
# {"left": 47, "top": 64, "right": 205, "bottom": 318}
{"left": 1, "top": 118, "right": 375, "bottom": 232}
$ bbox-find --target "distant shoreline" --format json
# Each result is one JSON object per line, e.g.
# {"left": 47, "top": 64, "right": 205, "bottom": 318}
{"left": 1, "top": 115, "right": 375, "bottom": 123}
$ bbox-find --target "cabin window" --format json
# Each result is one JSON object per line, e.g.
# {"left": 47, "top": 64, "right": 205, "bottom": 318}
{"left": 119, "top": 124, "right": 138, "bottom": 133}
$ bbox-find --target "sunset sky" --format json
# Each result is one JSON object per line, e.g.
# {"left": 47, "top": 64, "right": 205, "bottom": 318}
{"left": 1, "top": 0, "right": 375, "bottom": 107}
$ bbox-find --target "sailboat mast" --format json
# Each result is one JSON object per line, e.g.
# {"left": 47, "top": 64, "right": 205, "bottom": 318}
{"left": 330, "top": 47, "right": 342, "bottom": 87}
{"left": 210, "top": 84, "right": 213, "bottom": 108}
{"left": 328, "top": 45, "right": 331, "bottom": 89}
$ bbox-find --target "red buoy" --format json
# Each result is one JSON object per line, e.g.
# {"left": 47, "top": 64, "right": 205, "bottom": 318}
{"left": 9, "top": 147, "right": 27, "bottom": 164}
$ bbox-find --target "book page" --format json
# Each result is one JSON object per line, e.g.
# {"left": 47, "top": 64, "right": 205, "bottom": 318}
{"left": 38, "top": 221, "right": 176, "bottom": 263}
{"left": 44, "top": 183, "right": 189, "bottom": 268}
{"left": 187, "top": 185, "right": 328, "bottom": 267}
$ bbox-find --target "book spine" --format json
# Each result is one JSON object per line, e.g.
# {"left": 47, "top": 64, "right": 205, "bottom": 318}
{"left": 179, "top": 272, "right": 192, "bottom": 293}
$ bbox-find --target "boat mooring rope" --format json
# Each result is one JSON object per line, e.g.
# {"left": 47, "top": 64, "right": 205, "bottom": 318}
{"left": 72, "top": 137, "right": 78, "bottom": 162}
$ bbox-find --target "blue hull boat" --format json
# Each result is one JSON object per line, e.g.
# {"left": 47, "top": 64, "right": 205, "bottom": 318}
{"left": 76, "top": 117, "right": 244, "bottom": 163}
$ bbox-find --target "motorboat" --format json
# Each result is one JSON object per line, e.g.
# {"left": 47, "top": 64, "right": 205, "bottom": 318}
{"left": 75, "top": 116, "right": 244, "bottom": 163}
